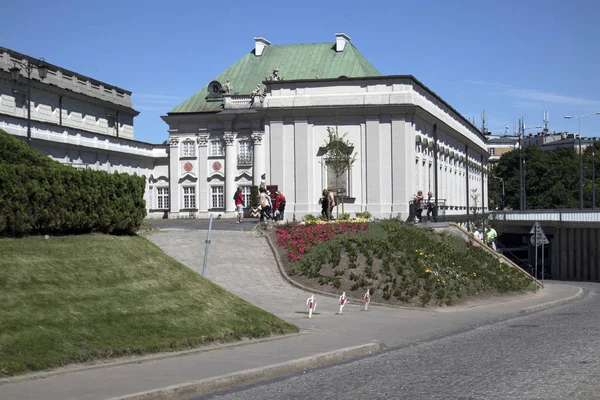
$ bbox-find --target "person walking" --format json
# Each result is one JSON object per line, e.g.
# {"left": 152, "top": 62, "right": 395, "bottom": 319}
{"left": 234, "top": 186, "right": 244, "bottom": 224}
{"left": 414, "top": 190, "right": 425, "bottom": 222}
{"left": 485, "top": 224, "right": 498, "bottom": 251}
{"left": 258, "top": 187, "right": 271, "bottom": 222}
{"left": 426, "top": 191, "right": 437, "bottom": 222}
{"left": 319, "top": 189, "right": 329, "bottom": 219}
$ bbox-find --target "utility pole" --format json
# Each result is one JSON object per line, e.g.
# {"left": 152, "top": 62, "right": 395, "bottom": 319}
{"left": 518, "top": 118, "right": 524, "bottom": 211}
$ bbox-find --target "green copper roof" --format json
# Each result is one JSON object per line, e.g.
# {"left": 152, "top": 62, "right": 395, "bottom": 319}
{"left": 170, "top": 42, "right": 381, "bottom": 114}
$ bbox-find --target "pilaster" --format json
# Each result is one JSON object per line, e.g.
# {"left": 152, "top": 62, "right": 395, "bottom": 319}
{"left": 269, "top": 119, "right": 284, "bottom": 187}
{"left": 224, "top": 132, "right": 237, "bottom": 212}
{"left": 168, "top": 137, "right": 180, "bottom": 213}
{"left": 391, "top": 115, "right": 412, "bottom": 218}
{"left": 293, "top": 118, "right": 310, "bottom": 212}
{"left": 197, "top": 133, "right": 210, "bottom": 212}
{"left": 251, "top": 132, "right": 264, "bottom": 186}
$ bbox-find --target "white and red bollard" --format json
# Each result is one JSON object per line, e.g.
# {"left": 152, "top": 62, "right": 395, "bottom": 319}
{"left": 306, "top": 294, "right": 317, "bottom": 319}
{"left": 338, "top": 291, "right": 347, "bottom": 314}
{"left": 364, "top": 289, "right": 371, "bottom": 311}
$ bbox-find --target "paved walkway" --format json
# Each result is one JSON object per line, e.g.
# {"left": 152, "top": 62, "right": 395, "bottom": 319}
{"left": 0, "top": 221, "right": 586, "bottom": 400}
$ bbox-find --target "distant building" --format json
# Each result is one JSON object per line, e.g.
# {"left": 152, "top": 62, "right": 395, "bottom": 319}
{"left": 162, "top": 34, "right": 489, "bottom": 219}
{"left": 0, "top": 46, "right": 168, "bottom": 217}
{"left": 486, "top": 132, "right": 596, "bottom": 168}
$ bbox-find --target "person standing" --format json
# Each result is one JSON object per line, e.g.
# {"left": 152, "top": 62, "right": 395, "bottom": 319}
{"left": 327, "top": 188, "right": 336, "bottom": 220}
{"left": 275, "top": 191, "right": 286, "bottom": 221}
{"left": 485, "top": 224, "right": 498, "bottom": 251}
{"left": 319, "top": 189, "right": 329, "bottom": 219}
{"left": 414, "top": 190, "right": 425, "bottom": 222}
{"left": 234, "top": 186, "right": 244, "bottom": 224}
{"left": 426, "top": 191, "right": 437, "bottom": 222}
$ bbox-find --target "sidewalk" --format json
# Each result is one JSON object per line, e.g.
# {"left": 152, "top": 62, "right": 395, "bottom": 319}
{"left": 0, "top": 226, "right": 586, "bottom": 400}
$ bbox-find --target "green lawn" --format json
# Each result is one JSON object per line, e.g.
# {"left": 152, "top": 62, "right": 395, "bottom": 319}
{"left": 0, "top": 234, "right": 298, "bottom": 377}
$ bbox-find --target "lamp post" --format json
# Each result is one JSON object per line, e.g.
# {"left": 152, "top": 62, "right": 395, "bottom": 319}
{"left": 493, "top": 176, "right": 505, "bottom": 210}
{"left": 564, "top": 112, "right": 600, "bottom": 210}
{"left": 9, "top": 57, "right": 48, "bottom": 146}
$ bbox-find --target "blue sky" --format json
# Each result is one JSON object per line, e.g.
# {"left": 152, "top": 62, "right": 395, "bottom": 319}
{"left": 4, "top": 0, "right": 600, "bottom": 144}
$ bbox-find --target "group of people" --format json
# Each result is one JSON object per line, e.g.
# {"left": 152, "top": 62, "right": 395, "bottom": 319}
{"left": 470, "top": 225, "right": 498, "bottom": 250}
{"left": 413, "top": 190, "right": 437, "bottom": 223}
{"left": 318, "top": 189, "right": 337, "bottom": 220}
{"left": 233, "top": 185, "right": 286, "bottom": 224}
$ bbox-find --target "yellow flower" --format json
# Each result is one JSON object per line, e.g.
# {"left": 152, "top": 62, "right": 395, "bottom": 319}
{"left": 425, "top": 268, "right": 431, "bottom": 273}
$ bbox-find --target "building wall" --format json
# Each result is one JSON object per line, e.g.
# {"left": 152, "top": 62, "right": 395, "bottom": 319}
{"left": 163, "top": 77, "right": 489, "bottom": 220}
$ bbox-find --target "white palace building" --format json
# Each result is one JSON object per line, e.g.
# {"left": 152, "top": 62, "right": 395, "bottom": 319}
{"left": 1, "top": 35, "right": 489, "bottom": 220}
{"left": 163, "top": 34, "right": 489, "bottom": 219}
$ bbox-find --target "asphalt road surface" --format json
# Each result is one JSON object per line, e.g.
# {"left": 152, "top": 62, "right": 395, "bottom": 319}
{"left": 201, "top": 283, "right": 600, "bottom": 400}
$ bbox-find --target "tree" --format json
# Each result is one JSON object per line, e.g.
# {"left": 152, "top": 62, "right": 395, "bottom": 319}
{"left": 490, "top": 146, "right": 580, "bottom": 210}
{"left": 322, "top": 125, "right": 356, "bottom": 218}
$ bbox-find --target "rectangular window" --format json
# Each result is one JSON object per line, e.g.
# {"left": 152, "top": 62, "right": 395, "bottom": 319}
{"left": 210, "top": 140, "right": 223, "bottom": 156}
{"left": 183, "top": 187, "right": 196, "bottom": 209}
{"left": 157, "top": 187, "right": 169, "bottom": 209}
{"left": 241, "top": 186, "right": 251, "bottom": 206}
{"left": 238, "top": 141, "right": 252, "bottom": 165}
{"left": 182, "top": 141, "right": 196, "bottom": 157}
{"left": 211, "top": 186, "right": 224, "bottom": 208}
{"left": 489, "top": 148, "right": 495, "bottom": 156}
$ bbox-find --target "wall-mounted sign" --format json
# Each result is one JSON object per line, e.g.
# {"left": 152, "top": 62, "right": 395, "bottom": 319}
{"left": 184, "top": 162, "right": 193, "bottom": 172}
{"left": 213, "top": 161, "right": 222, "bottom": 171}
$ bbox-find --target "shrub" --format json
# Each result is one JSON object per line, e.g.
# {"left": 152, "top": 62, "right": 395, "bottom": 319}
{"left": 355, "top": 211, "right": 372, "bottom": 220}
{"left": 0, "top": 130, "right": 146, "bottom": 236}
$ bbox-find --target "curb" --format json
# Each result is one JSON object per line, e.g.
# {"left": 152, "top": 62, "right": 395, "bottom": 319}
{"left": 520, "top": 286, "right": 588, "bottom": 314}
{"left": 0, "top": 332, "right": 308, "bottom": 386}
{"left": 109, "top": 342, "right": 383, "bottom": 400}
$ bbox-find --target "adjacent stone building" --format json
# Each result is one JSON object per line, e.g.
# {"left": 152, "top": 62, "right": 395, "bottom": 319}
{"left": 162, "top": 34, "right": 489, "bottom": 220}
{"left": 0, "top": 46, "right": 168, "bottom": 217}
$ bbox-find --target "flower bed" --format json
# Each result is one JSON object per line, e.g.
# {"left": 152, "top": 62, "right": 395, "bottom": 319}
{"left": 276, "top": 222, "right": 368, "bottom": 262}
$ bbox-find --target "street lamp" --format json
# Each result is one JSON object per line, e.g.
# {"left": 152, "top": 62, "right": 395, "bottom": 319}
{"left": 564, "top": 112, "right": 600, "bottom": 210}
{"left": 9, "top": 57, "right": 48, "bottom": 146}
{"left": 494, "top": 176, "right": 505, "bottom": 210}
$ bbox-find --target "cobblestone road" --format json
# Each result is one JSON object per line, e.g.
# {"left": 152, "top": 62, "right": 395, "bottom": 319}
{"left": 203, "top": 284, "right": 600, "bottom": 400}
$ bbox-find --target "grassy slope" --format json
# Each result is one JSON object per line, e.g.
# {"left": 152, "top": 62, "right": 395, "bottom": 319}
{"left": 0, "top": 234, "right": 298, "bottom": 377}
{"left": 272, "top": 221, "right": 534, "bottom": 307}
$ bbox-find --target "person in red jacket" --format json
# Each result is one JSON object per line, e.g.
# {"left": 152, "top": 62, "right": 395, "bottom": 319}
{"left": 235, "top": 186, "right": 244, "bottom": 223}
{"left": 274, "top": 191, "right": 286, "bottom": 221}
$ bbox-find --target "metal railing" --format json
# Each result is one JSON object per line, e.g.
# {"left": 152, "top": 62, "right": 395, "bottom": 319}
{"left": 492, "top": 209, "right": 600, "bottom": 223}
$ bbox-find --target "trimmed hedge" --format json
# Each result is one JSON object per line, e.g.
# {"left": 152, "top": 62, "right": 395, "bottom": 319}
{"left": 0, "top": 130, "right": 146, "bottom": 236}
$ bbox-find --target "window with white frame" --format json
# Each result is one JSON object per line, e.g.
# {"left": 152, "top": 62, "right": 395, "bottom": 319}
{"left": 210, "top": 140, "right": 223, "bottom": 156}
{"left": 241, "top": 186, "right": 251, "bottom": 206}
{"left": 157, "top": 187, "right": 169, "bottom": 209}
{"left": 183, "top": 186, "right": 196, "bottom": 209}
{"left": 211, "top": 186, "right": 224, "bottom": 208}
{"left": 182, "top": 140, "right": 195, "bottom": 157}
{"left": 238, "top": 141, "right": 252, "bottom": 165}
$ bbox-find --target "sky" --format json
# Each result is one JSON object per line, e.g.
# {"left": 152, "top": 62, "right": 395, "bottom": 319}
{"left": 3, "top": 0, "right": 600, "bottom": 144}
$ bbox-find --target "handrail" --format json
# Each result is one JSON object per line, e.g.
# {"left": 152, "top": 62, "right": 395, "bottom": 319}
{"left": 448, "top": 222, "right": 543, "bottom": 288}
{"left": 493, "top": 240, "right": 537, "bottom": 277}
